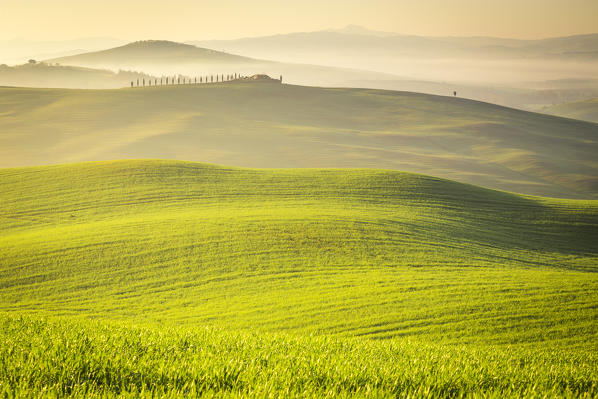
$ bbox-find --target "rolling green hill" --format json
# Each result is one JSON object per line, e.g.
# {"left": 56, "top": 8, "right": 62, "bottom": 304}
{"left": 544, "top": 97, "right": 598, "bottom": 123}
{"left": 1, "top": 83, "right": 597, "bottom": 198}
{"left": 2, "top": 160, "right": 597, "bottom": 396}
{"left": 0, "top": 62, "right": 154, "bottom": 89}
{"left": 1, "top": 160, "right": 597, "bottom": 344}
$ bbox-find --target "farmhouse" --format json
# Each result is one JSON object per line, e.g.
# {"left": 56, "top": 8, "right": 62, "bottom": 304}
{"left": 247, "top": 74, "right": 282, "bottom": 83}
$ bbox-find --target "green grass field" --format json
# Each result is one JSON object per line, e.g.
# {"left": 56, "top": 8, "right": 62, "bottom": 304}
{"left": 1, "top": 315, "right": 596, "bottom": 398}
{"left": 1, "top": 83, "right": 597, "bottom": 199}
{"left": 1, "top": 160, "right": 597, "bottom": 396}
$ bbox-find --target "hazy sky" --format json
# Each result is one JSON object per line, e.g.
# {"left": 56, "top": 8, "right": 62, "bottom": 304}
{"left": 2, "top": 0, "right": 597, "bottom": 41}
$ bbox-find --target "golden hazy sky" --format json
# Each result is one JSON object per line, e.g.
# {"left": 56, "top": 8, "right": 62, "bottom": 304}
{"left": 2, "top": 0, "right": 597, "bottom": 40}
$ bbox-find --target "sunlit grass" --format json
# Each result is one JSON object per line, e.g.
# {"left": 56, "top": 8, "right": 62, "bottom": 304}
{"left": 1, "top": 160, "right": 596, "bottom": 343}
{"left": 1, "top": 315, "right": 596, "bottom": 398}
{"left": 1, "top": 160, "right": 597, "bottom": 397}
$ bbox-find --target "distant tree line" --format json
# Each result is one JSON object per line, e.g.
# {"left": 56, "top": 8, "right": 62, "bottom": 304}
{"left": 130, "top": 73, "right": 245, "bottom": 88}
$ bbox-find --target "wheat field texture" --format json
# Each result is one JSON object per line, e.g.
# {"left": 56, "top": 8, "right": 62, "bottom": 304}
{"left": 1, "top": 160, "right": 597, "bottom": 397}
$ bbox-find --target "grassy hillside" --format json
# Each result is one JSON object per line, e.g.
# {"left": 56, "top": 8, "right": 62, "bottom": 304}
{"left": 1, "top": 83, "right": 597, "bottom": 198}
{"left": 1, "top": 160, "right": 597, "bottom": 346}
{"left": 0, "top": 62, "right": 154, "bottom": 89}
{"left": 544, "top": 97, "right": 598, "bottom": 123}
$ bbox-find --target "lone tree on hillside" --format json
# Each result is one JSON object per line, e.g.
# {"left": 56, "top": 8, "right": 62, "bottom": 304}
{"left": 28, "top": 59, "right": 36, "bottom": 64}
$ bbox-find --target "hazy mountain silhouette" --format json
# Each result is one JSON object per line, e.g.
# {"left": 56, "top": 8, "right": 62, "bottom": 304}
{"left": 192, "top": 27, "right": 598, "bottom": 62}
{"left": 45, "top": 40, "right": 403, "bottom": 88}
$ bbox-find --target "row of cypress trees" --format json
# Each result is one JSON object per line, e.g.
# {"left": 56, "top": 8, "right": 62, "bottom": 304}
{"left": 131, "top": 73, "right": 242, "bottom": 87}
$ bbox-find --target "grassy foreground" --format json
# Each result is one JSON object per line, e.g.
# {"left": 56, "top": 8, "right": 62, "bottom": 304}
{"left": 1, "top": 160, "right": 597, "bottom": 396}
{"left": 1, "top": 315, "right": 596, "bottom": 398}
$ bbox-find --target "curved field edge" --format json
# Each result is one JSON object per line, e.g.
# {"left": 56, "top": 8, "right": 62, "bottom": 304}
{"left": 0, "top": 160, "right": 597, "bottom": 345}
{"left": 0, "top": 315, "right": 596, "bottom": 398}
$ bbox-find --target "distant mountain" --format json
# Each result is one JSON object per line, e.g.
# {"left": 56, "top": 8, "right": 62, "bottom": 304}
{"left": 0, "top": 62, "right": 155, "bottom": 89}
{"left": 327, "top": 24, "right": 398, "bottom": 37}
{"left": 189, "top": 28, "right": 598, "bottom": 86}
{"left": 543, "top": 97, "right": 598, "bottom": 123}
{"left": 48, "top": 40, "right": 256, "bottom": 67}
{"left": 191, "top": 27, "right": 598, "bottom": 62}
{"left": 44, "top": 40, "right": 403, "bottom": 88}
